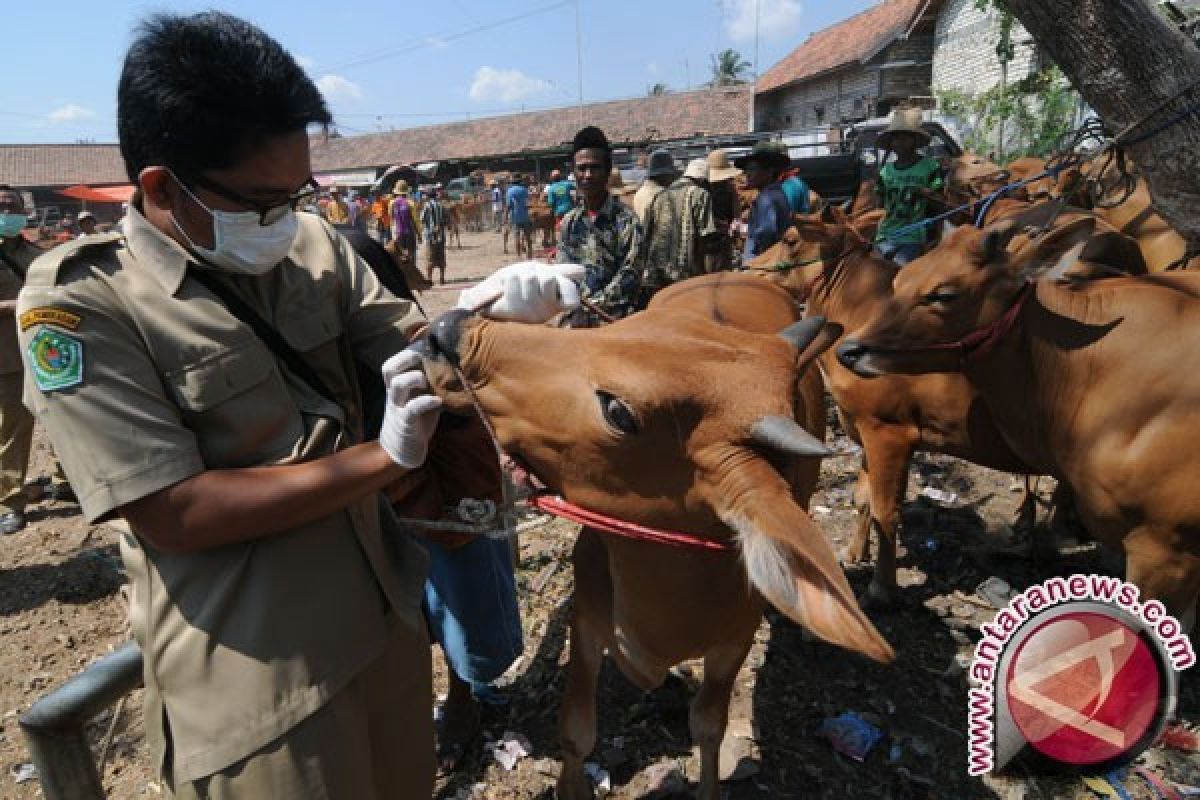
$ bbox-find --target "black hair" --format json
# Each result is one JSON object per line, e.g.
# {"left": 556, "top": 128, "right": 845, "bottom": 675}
{"left": 572, "top": 125, "right": 612, "bottom": 170}
{"left": 117, "top": 11, "right": 332, "bottom": 183}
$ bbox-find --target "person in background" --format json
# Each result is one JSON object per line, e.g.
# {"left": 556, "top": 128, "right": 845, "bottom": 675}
{"left": 16, "top": 12, "right": 580, "bottom": 799}
{"left": 345, "top": 191, "right": 360, "bottom": 230}
{"left": 76, "top": 211, "right": 98, "bottom": 237}
{"left": 557, "top": 126, "right": 643, "bottom": 323}
{"left": 632, "top": 148, "right": 675, "bottom": 223}
{"left": 504, "top": 174, "right": 533, "bottom": 260}
{"left": 420, "top": 186, "right": 448, "bottom": 286}
{"left": 371, "top": 192, "right": 392, "bottom": 245}
{"left": 0, "top": 186, "right": 74, "bottom": 535}
{"left": 704, "top": 149, "right": 742, "bottom": 273}
{"left": 544, "top": 169, "right": 574, "bottom": 224}
{"left": 60, "top": 216, "right": 77, "bottom": 238}
{"left": 638, "top": 158, "right": 716, "bottom": 307}
{"left": 390, "top": 180, "right": 422, "bottom": 266}
{"left": 324, "top": 186, "right": 350, "bottom": 225}
{"left": 489, "top": 180, "right": 503, "bottom": 231}
{"left": 780, "top": 165, "right": 812, "bottom": 215}
{"left": 873, "top": 108, "right": 944, "bottom": 265}
{"left": 734, "top": 140, "right": 793, "bottom": 260}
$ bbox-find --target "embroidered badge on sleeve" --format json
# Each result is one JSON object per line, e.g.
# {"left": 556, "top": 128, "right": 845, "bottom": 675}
{"left": 28, "top": 328, "right": 84, "bottom": 392}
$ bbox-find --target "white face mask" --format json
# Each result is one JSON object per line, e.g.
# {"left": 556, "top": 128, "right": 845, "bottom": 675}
{"left": 169, "top": 171, "right": 298, "bottom": 275}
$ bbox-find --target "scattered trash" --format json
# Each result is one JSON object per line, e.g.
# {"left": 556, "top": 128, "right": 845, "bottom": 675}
{"left": 818, "top": 712, "right": 885, "bottom": 762}
{"left": 1083, "top": 770, "right": 1134, "bottom": 800}
{"left": 813, "top": 504, "right": 832, "bottom": 515}
{"left": 1157, "top": 721, "right": 1200, "bottom": 752}
{"left": 920, "top": 537, "right": 940, "bottom": 552}
{"left": 584, "top": 762, "right": 612, "bottom": 795}
{"left": 918, "top": 487, "right": 960, "bottom": 506}
{"left": 1135, "top": 767, "right": 1186, "bottom": 800}
{"left": 975, "top": 576, "right": 1017, "bottom": 609}
{"left": 490, "top": 731, "right": 532, "bottom": 771}
{"left": 10, "top": 763, "right": 37, "bottom": 784}
{"left": 640, "top": 761, "right": 686, "bottom": 795}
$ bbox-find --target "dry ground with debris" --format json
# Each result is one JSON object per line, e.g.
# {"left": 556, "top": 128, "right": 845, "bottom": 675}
{"left": 1, "top": 229, "right": 1196, "bottom": 799}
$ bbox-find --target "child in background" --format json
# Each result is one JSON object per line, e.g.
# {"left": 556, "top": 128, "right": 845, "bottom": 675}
{"left": 874, "top": 108, "right": 944, "bottom": 265}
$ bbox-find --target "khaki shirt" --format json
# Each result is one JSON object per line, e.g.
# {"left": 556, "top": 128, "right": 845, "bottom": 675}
{"left": 0, "top": 237, "right": 39, "bottom": 375}
{"left": 17, "top": 208, "right": 429, "bottom": 783}
{"left": 632, "top": 181, "right": 663, "bottom": 224}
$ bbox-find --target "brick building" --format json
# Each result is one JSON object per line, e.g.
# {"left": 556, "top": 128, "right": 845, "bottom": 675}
{"left": 753, "top": 0, "right": 943, "bottom": 132}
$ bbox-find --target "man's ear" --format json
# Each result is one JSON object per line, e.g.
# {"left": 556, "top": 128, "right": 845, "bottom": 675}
{"left": 138, "top": 166, "right": 175, "bottom": 211}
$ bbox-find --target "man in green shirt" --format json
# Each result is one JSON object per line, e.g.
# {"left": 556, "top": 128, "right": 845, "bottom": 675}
{"left": 874, "top": 109, "right": 944, "bottom": 265}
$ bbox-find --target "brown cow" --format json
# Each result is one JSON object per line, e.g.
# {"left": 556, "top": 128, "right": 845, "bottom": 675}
{"left": 417, "top": 276, "right": 892, "bottom": 799}
{"left": 747, "top": 219, "right": 1040, "bottom": 605}
{"left": 836, "top": 222, "right": 1200, "bottom": 630}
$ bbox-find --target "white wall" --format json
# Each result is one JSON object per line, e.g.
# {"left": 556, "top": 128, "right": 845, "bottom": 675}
{"left": 932, "top": 0, "right": 1037, "bottom": 95}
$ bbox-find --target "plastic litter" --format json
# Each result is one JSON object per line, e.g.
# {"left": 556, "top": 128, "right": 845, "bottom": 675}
{"left": 584, "top": 762, "right": 612, "bottom": 795}
{"left": 975, "top": 576, "right": 1017, "bottom": 609}
{"left": 818, "top": 711, "right": 885, "bottom": 762}
{"left": 10, "top": 763, "right": 36, "bottom": 784}
{"left": 490, "top": 731, "right": 532, "bottom": 771}
{"left": 1157, "top": 722, "right": 1200, "bottom": 752}
{"left": 1082, "top": 770, "right": 1133, "bottom": 800}
{"left": 918, "top": 487, "right": 960, "bottom": 506}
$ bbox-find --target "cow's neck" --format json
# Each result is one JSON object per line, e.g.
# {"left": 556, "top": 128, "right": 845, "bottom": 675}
{"left": 808, "top": 248, "right": 895, "bottom": 327}
{"left": 961, "top": 281, "right": 1119, "bottom": 477}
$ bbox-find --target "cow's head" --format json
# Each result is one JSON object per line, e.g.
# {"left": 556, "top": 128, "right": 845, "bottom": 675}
{"left": 415, "top": 309, "right": 893, "bottom": 663}
{"left": 836, "top": 217, "right": 1116, "bottom": 377}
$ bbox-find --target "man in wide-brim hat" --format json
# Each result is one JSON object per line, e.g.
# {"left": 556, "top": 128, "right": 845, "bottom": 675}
{"left": 705, "top": 149, "right": 742, "bottom": 271}
{"left": 734, "top": 140, "right": 793, "bottom": 260}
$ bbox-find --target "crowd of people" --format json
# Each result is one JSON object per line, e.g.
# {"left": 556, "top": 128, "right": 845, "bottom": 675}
{"left": 0, "top": 8, "right": 958, "bottom": 799}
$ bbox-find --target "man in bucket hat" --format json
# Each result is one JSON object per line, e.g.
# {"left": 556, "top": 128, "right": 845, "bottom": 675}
{"left": 734, "top": 140, "right": 792, "bottom": 260}
{"left": 873, "top": 107, "right": 944, "bottom": 265}
{"left": 704, "top": 149, "right": 741, "bottom": 271}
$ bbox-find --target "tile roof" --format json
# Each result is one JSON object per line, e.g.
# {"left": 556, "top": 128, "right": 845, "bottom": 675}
{"left": 756, "top": 0, "right": 928, "bottom": 94}
{"left": 2, "top": 87, "right": 751, "bottom": 187}
{"left": 0, "top": 144, "right": 128, "bottom": 188}
{"left": 311, "top": 87, "right": 752, "bottom": 171}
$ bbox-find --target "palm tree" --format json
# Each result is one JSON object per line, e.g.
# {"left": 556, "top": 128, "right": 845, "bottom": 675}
{"left": 709, "top": 49, "right": 752, "bottom": 87}
{"left": 647, "top": 82, "right": 670, "bottom": 96}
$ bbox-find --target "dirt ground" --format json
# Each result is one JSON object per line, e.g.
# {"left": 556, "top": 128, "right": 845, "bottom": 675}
{"left": 1, "top": 228, "right": 1197, "bottom": 799}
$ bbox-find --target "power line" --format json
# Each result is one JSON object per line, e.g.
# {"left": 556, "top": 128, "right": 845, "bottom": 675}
{"left": 325, "top": 0, "right": 573, "bottom": 72}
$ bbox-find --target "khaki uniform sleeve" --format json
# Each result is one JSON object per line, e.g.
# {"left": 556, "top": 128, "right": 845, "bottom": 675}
{"left": 330, "top": 224, "right": 425, "bottom": 372}
{"left": 18, "top": 267, "right": 204, "bottom": 523}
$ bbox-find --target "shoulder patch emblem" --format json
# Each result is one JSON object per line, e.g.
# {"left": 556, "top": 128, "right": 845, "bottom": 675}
{"left": 28, "top": 328, "right": 84, "bottom": 392}
{"left": 19, "top": 307, "right": 81, "bottom": 332}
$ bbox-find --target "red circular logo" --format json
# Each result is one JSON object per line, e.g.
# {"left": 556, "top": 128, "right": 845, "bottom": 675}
{"left": 1005, "top": 611, "right": 1162, "bottom": 766}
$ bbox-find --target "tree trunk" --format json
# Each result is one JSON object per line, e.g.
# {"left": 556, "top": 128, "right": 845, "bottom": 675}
{"left": 1001, "top": 0, "right": 1200, "bottom": 241}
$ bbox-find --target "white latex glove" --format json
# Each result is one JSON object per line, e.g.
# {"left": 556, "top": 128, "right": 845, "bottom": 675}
{"left": 456, "top": 261, "right": 586, "bottom": 323}
{"left": 379, "top": 350, "right": 443, "bottom": 468}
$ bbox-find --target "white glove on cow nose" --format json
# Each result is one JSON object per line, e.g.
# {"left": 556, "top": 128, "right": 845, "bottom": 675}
{"left": 456, "top": 261, "right": 586, "bottom": 323}
{"left": 379, "top": 350, "right": 443, "bottom": 468}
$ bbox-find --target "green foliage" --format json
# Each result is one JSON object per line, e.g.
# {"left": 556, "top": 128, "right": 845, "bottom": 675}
{"left": 709, "top": 49, "right": 752, "bottom": 87}
{"left": 974, "top": 0, "right": 1015, "bottom": 64}
{"left": 937, "top": 68, "right": 1080, "bottom": 161}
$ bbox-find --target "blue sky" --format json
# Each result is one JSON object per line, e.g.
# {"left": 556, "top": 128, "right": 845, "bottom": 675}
{"left": 3, "top": 0, "right": 876, "bottom": 145}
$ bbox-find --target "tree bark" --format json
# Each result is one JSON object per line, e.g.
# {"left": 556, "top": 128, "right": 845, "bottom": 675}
{"left": 1001, "top": 0, "right": 1200, "bottom": 241}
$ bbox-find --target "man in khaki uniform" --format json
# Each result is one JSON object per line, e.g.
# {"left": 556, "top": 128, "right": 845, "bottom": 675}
{"left": 17, "top": 12, "right": 581, "bottom": 799}
{"left": 0, "top": 185, "right": 71, "bottom": 535}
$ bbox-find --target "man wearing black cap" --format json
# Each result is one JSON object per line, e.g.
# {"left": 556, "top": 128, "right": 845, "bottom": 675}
{"left": 557, "top": 125, "right": 644, "bottom": 322}
{"left": 735, "top": 140, "right": 793, "bottom": 260}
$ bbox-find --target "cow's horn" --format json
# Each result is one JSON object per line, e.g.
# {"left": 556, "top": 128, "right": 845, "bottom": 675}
{"left": 751, "top": 415, "right": 832, "bottom": 458}
{"left": 778, "top": 317, "right": 826, "bottom": 352}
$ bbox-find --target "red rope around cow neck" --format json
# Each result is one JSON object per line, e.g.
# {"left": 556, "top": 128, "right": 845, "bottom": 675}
{"left": 917, "top": 281, "right": 1034, "bottom": 366}
{"left": 529, "top": 493, "right": 735, "bottom": 552}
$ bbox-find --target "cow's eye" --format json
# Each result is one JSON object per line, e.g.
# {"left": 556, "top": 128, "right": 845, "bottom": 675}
{"left": 597, "top": 391, "right": 639, "bottom": 435}
{"left": 924, "top": 285, "right": 958, "bottom": 305}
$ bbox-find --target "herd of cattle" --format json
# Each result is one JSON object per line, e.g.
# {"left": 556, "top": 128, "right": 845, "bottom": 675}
{"left": 409, "top": 150, "right": 1194, "bottom": 798}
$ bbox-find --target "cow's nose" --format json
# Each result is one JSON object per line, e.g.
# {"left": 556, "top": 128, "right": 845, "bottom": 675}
{"left": 427, "top": 308, "right": 473, "bottom": 366}
{"left": 835, "top": 340, "right": 865, "bottom": 369}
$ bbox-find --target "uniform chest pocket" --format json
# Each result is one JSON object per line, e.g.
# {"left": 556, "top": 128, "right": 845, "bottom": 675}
{"left": 164, "top": 342, "right": 305, "bottom": 469}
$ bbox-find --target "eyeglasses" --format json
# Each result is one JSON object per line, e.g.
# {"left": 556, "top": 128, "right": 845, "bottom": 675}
{"left": 177, "top": 172, "right": 319, "bottom": 226}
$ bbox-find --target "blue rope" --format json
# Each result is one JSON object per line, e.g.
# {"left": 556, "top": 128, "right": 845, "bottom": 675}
{"left": 877, "top": 163, "right": 1072, "bottom": 244}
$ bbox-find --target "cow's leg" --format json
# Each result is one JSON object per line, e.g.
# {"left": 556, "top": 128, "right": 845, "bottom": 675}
{"left": 1124, "top": 526, "right": 1200, "bottom": 634}
{"left": 558, "top": 531, "right": 610, "bottom": 800}
{"left": 691, "top": 639, "right": 753, "bottom": 800}
{"left": 846, "top": 462, "right": 873, "bottom": 563}
{"left": 854, "top": 424, "right": 914, "bottom": 608}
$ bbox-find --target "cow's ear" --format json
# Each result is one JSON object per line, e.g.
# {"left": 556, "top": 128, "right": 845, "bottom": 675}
{"left": 976, "top": 219, "right": 1022, "bottom": 265}
{"left": 719, "top": 464, "right": 894, "bottom": 663}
